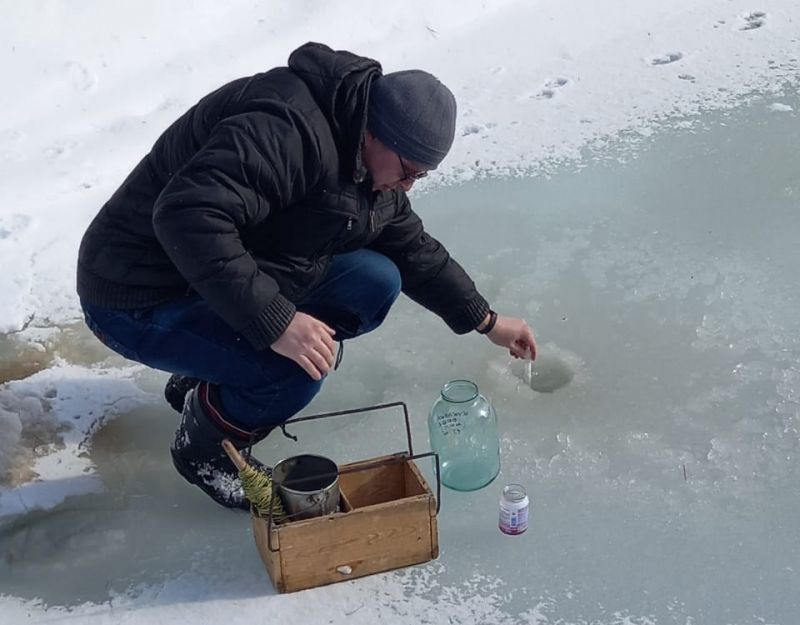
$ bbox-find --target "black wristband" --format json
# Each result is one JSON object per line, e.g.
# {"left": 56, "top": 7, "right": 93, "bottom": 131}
{"left": 476, "top": 310, "right": 498, "bottom": 335}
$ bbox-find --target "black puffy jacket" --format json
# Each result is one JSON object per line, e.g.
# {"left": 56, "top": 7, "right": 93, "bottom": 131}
{"left": 77, "top": 43, "right": 490, "bottom": 350}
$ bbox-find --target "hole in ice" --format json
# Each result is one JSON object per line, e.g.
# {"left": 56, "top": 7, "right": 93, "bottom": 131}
{"left": 511, "top": 345, "right": 576, "bottom": 393}
{"left": 525, "top": 354, "right": 574, "bottom": 393}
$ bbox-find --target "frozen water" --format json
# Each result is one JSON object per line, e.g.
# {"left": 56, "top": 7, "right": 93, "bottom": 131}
{"left": 1, "top": 93, "right": 799, "bottom": 622}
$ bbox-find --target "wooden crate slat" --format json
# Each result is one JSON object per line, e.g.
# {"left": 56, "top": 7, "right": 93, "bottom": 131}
{"left": 252, "top": 456, "right": 438, "bottom": 593}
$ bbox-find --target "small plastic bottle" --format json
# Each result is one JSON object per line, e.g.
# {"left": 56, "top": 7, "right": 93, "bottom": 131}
{"left": 498, "top": 483, "right": 529, "bottom": 535}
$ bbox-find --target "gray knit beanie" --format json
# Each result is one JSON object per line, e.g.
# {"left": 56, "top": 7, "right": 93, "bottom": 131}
{"left": 367, "top": 70, "right": 457, "bottom": 169}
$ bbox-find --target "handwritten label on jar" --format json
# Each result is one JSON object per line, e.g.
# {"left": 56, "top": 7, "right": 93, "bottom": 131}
{"left": 437, "top": 410, "right": 466, "bottom": 435}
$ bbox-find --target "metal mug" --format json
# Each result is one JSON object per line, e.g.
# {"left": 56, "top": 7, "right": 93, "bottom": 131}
{"left": 272, "top": 454, "right": 340, "bottom": 520}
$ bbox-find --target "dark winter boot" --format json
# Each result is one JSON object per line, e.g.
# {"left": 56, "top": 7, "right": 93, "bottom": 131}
{"left": 164, "top": 373, "right": 201, "bottom": 413}
{"left": 170, "top": 381, "right": 272, "bottom": 510}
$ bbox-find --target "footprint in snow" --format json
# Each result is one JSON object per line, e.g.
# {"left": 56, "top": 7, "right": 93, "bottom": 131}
{"left": 533, "top": 77, "right": 569, "bottom": 100}
{"left": 461, "top": 122, "right": 498, "bottom": 137}
{"left": 648, "top": 52, "right": 683, "bottom": 66}
{"left": 65, "top": 61, "right": 98, "bottom": 92}
{"left": 0, "top": 214, "right": 32, "bottom": 240}
{"left": 44, "top": 140, "right": 78, "bottom": 160}
{"left": 740, "top": 11, "right": 766, "bottom": 31}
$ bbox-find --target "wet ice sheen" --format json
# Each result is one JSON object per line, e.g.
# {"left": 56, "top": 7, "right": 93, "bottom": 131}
{"left": 1, "top": 95, "right": 799, "bottom": 622}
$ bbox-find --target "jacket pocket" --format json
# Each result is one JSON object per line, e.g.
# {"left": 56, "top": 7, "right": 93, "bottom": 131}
{"left": 306, "top": 188, "right": 364, "bottom": 253}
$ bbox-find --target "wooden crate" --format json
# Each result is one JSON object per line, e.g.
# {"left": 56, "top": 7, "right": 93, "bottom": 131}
{"left": 251, "top": 453, "right": 439, "bottom": 593}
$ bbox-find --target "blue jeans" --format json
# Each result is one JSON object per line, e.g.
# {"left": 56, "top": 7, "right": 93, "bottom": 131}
{"left": 81, "top": 250, "right": 401, "bottom": 429}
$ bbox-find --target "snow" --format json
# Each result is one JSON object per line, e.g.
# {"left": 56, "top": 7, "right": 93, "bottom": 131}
{"left": 1, "top": 0, "right": 799, "bottom": 623}
{"left": 2, "top": 0, "right": 798, "bottom": 331}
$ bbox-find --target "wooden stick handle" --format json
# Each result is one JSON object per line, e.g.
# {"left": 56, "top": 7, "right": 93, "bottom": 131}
{"left": 221, "top": 439, "right": 248, "bottom": 471}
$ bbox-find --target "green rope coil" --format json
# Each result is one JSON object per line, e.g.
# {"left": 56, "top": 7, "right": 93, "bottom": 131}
{"left": 238, "top": 463, "right": 286, "bottom": 521}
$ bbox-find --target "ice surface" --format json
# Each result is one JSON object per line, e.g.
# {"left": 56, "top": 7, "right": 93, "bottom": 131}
{"left": 2, "top": 94, "right": 799, "bottom": 623}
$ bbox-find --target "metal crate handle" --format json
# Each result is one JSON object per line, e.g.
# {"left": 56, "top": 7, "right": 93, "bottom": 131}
{"left": 262, "top": 401, "right": 441, "bottom": 552}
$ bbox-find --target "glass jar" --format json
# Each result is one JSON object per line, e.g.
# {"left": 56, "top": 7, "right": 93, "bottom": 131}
{"left": 428, "top": 380, "right": 500, "bottom": 491}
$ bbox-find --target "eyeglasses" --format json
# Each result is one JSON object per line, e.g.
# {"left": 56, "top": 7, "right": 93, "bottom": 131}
{"left": 398, "top": 154, "right": 429, "bottom": 182}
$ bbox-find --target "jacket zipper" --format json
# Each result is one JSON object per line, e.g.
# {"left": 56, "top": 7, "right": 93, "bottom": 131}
{"left": 369, "top": 208, "right": 376, "bottom": 232}
{"left": 346, "top": 217, "right": 353, "bottom": 231}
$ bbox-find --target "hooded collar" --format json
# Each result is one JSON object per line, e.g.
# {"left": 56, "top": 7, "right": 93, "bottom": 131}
{"left": 288, "top": 42, "right": 382, "bottom": 184}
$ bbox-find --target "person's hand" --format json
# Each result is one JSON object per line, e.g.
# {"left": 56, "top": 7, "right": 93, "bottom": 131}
{"left": 270, "top": 312, "right": 336, "bottom": 380}
{"left": 486, "top": 315, "right": 537, "bottom": 360}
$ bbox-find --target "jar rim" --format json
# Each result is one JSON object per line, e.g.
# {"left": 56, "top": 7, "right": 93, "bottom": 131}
{"left": 441, "top": 379, "right": 479, "bottom": 403}
{"left": 502, "top": 483, "right": 527, "bottom": 501}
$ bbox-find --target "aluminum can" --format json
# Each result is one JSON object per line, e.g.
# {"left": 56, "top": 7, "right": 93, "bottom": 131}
{"left": 498, "top": 483, "right": 529, "bottom": 535}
